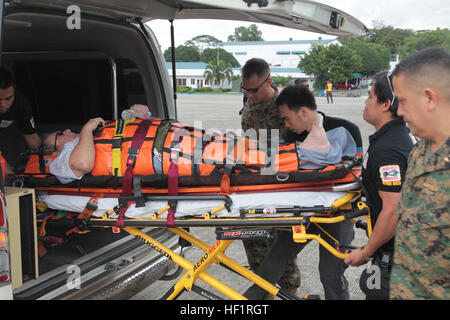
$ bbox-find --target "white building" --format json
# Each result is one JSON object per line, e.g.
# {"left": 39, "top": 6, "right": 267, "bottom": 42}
{"left": 222, "top": 38, "right": 339, "bottom": 68}
{"left": 166, "top": 62, "right": 212, "bottom": 89}
{"left": 167, "top": 62, "right": 307, "bottom": 91}
{"left": 166, "top": 38, "right": 339, "bottom": 91}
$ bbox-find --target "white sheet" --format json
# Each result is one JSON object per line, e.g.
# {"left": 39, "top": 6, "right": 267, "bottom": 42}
{"left": 38, "top": 190, "right": 347, "bottom": 219}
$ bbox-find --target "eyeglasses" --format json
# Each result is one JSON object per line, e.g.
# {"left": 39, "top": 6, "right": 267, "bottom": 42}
{"left": 53, "top": 131, "right": 63, "bottom": 152}
{"left": 240, "top": 74, "right": 270, "bottom": 94}
{"left": 386, "top": 71, "right": 396, "bottom": 107}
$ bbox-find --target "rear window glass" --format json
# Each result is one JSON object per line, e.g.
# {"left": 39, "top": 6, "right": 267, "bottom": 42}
{"left": 13, "top": 59, "right": 113, "bottom": 124}
{"left": 116, "top": 58, "right": 147, "bottom": 114}
{"left": 10, "top": 57, "right": 147, "bottom": 130}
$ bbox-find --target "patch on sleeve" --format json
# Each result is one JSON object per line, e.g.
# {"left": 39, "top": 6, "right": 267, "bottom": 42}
{"left": 379, "top": 165, "right": 401, "bottom": 186}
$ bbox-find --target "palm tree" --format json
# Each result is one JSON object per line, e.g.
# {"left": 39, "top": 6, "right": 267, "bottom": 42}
{"left": 203, "top": 60, "right": 233, "bottom": 90}
{"left": 203, "top": 61, "right": 218, "bottom": 88}
{"left": 217, "top": 60, "right": 233, "bottom": 89}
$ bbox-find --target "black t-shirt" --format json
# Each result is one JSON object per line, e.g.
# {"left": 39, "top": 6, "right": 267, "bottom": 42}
{"left": 283, "top": 111, "right": 363, "bottom": 155}
{"left": 362, "top": 119, "right": 415, "bottom": 253}
{"left": 0, "top": 91, "right": 36, "bottom": 135}
{"left": 0, "top": 91, "right": 36, "bottom": 165}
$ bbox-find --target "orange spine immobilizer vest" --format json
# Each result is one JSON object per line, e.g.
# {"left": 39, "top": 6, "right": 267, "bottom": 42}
{"left": 91, "top": 118, "right": 299, "bottom": 177}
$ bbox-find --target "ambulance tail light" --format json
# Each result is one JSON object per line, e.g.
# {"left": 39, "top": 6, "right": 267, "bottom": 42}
{"left": 0, "top": 195, "right": 4, "bottom": 227}
{"left": 0, "top": 194, "right": 11, "bottom": 286}
{"left": 0, "top": 249, "right": 10, "bottom": 284}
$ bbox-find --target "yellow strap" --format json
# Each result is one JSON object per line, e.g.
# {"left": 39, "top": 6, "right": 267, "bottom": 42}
{"left": 112, "top": 119, "right": 134, "bottom": 177}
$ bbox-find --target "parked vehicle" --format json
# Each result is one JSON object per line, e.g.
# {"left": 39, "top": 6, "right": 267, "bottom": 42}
{"left": 0, "top": 0, "right": 366, "bottom": 300}
{"left": 336, "top": 82, "right": 356, "bottom": 90}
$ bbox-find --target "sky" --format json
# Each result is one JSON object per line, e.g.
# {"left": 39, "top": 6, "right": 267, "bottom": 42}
{"left": 146, "top": 0, "right": 450, "bottom": 51}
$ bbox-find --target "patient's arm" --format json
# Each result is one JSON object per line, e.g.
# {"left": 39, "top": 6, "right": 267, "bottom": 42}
{"left": 297, "top": 126, "right": 356, "bottom": 169}
{"left": 69, "top": 117, "right": 105, "bottom": 177}
{"left": 299, "top": 123, "right": 330, "bottom": 152}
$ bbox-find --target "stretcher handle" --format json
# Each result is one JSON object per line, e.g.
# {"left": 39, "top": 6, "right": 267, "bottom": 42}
{"left": 143, "top": 195, "right": 232, "bottom": 212}
{"left": 239, "top": 205, "right": 332, "bottom": 217}
{"left": 355, "top": 220, "right": 367, "bottom": 231}
{"left": 343, "top": 206, "right": 368, "bottom": 220}
{"left": 306, "top": 206, "right": 368, "bottom": 225}
{"left": 117, "top": 194, "right": 233, "bottom": 212}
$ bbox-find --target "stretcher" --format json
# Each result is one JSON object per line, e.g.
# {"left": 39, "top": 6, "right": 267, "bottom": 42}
{"left": 30, "top": 169, "right": 370, "bottom": 300}
{"left": 17, "top": 118, "right": 371, "bottom": 299}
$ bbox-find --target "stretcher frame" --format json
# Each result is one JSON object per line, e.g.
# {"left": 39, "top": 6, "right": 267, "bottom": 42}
{"left": 79, "top": 189, "right": 371, "bottom": 300}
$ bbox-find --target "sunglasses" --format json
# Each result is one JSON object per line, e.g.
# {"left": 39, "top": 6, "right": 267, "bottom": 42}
{"left": 53, "top": 131, "right": 63, "bottom": 152}
{"left": 386, "top": 71, "right": 396, "bottom": 107}
{"left": 241, "top": 74, "right": 270, "bottom": 94}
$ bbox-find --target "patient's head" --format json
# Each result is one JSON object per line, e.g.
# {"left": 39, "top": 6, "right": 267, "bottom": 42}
{"left": 40, "top": 129, "right": 79, "bottom": 154}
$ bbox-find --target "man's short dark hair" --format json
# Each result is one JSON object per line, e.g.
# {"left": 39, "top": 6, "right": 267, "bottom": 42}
{"left": 241, "top": 58, "right": 270, "bottom": 79}
{"left": 275, "top": 84, "right": 317, "bottom": 111}
{"left": 0, "top": 67, "right": 16, "bottom": 90}
{"left": 373, "top": 70, "right": 399, "bottom": 117}
{"left": 392, "top": 47, "right": 450, "bottom": 101}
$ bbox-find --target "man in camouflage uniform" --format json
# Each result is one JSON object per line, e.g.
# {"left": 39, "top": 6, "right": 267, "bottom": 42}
{"left": 344, "top": 70, "right": 415, "bottom": 300}
{"left": 390, "top": 47, "right": 450, "bottom": 299}
{"left": 239, "top": 58, "right": 300, "bottom": 296}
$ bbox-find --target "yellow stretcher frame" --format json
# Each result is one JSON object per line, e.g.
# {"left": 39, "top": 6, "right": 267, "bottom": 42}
{"left": 86, "top": 191, "right": 371, "bottom": 300}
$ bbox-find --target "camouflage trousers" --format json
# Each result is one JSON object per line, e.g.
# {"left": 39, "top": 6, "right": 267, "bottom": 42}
{"left": 243, "top": 236, "right": 301, "bottom": 291}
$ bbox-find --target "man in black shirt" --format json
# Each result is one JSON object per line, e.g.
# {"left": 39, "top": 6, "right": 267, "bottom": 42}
{"left": 344, "top": 70, "right": 415, "bottom": 299}
{"left": 244, "top": 85, "right": 362, "bottom": 300}
{"left": 0, "top": 68, "right": 40, "bottom": 171}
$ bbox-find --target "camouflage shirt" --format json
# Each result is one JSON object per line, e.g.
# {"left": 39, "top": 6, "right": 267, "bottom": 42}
{"left": 240, "top": 86, "right": 289, "bottom": 140}
{"left": 390, "top": 137, "right": 450, "bottom": 299}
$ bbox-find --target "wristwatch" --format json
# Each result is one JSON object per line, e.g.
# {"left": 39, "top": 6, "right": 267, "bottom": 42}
{"left": 361, "top": 246, "right": 371, "bottom": 263}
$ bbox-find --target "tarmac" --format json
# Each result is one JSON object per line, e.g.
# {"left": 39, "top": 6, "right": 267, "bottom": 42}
{"left": 130, "top": 92, "right": 374, "bottom": 300}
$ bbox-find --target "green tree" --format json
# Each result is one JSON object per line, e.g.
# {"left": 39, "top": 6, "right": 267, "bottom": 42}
{"left": 271, "top": 75, "right": 293, "bottom": 87}
{"left": 185, "top": 35, "right": 221, "bottom": 53}
{"left": 299, "top": 44, "right": 362, "bottom": 90}
{"left": 345, "top": 40, "right": 390, "bottom": 75}
{"left": 203, "top": 60, "right": 233, "bottom": 89}
{"left": 227, "top": 24, "right": 264, "bottom": 42}
{"left": 364, "top": 21, "right": 414, "bottom": 55}
{"left": 200, "top": 48, "right": 240, "bottom": 67}
{"left": 163, "top": 45, "right": 201, "bottom": 62}
{"left": 340, "top": 20, "right": 414, "bottom": 56}
{"left": 399, "top": 28, "right": 450, "bottom": 58}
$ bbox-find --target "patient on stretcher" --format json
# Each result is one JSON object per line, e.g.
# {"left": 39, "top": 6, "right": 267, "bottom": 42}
{"left": 41, "top": 108, "right": 355, "bottom": 184}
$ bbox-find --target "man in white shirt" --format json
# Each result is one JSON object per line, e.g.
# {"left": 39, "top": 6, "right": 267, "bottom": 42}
{"left": 42, "top": 105, "right": 149, "bottom": 183}
{"left": 43, "top": 117, "right": 105, "bottom": 184}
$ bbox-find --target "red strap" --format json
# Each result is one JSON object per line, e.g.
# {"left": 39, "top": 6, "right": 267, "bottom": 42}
{"left": 79, "top": 193, "right": 102, "bottom": 220}
{"left": 0, "top": 151, "right": 5, "bottom": 183}
{"left": 165, "top": 135, "right": 184, "bottom": 228}
{"left": 117, "top": 119, "right": 152, "bottom": 228}
{"left": 116, "top": 206, "right": 129, "bottom": 228}
{"left": 219, "top": 173, "right": 231, "bottom": 195}
{"left": 166, "top": 161, "right": 178, "bottom": 228}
